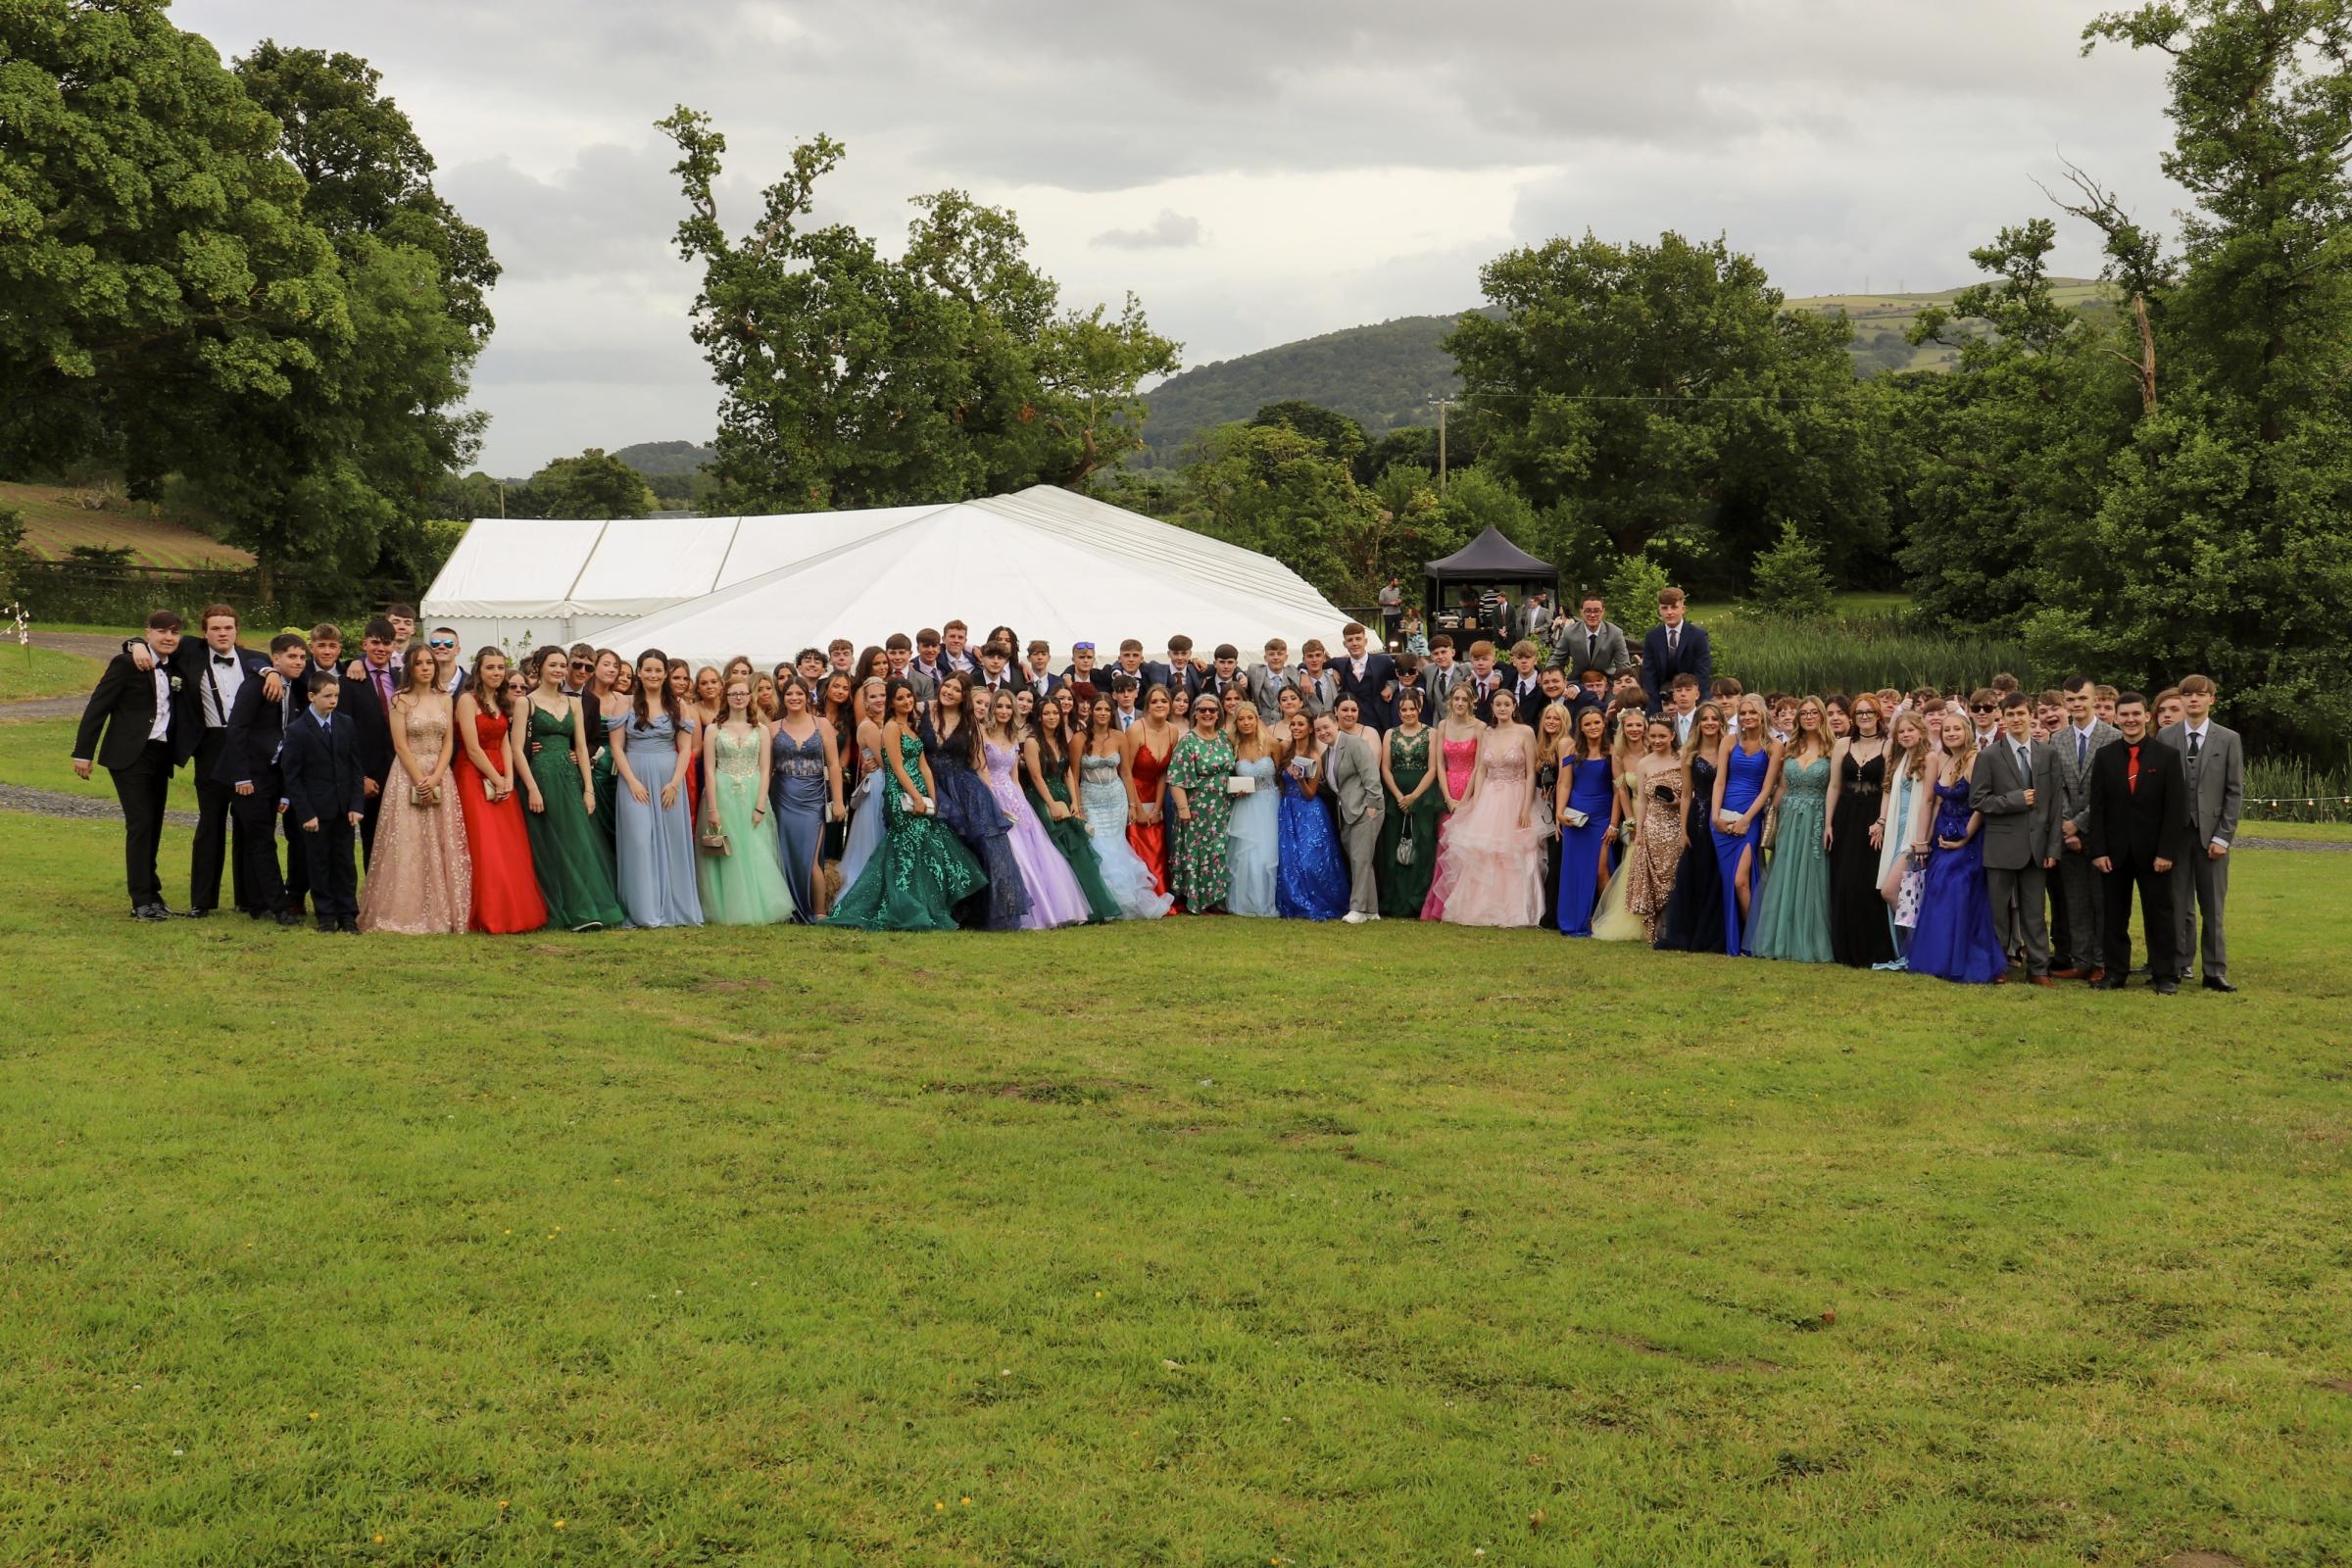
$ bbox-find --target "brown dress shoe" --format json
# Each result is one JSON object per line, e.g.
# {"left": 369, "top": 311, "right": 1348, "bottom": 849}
{"left": 1992, "top": 972, "right": 2010, "bottom": 985}
{"left": 2082, "top": 967, "right": 2107, "bottom": 985}
{"left": 2048, "top": 966, "right": 2086, "bottom": 981}
{"left": 2030, "top": 975, "right": 2056, "bottom": 988}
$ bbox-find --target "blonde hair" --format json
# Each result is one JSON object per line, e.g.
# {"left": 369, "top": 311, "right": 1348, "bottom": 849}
{"left": 1937, "top": 710, "right": 1977, "bottom": 780}
{"left": 1789, "top": 696, "right": 1832, "bottom": 762}
{"left": 1889, "top": 710, "right": 1933, "bottom": 781}
{"left": 1684, "top": 701, "right": 1725, "bottom": 762}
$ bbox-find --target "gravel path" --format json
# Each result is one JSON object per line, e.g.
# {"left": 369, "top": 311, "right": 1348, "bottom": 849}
{"left": 1, "top": 695, "right": 86, "bottom": 721}
{"left": 0, "top": 782, "right": 197, "bottom": 827}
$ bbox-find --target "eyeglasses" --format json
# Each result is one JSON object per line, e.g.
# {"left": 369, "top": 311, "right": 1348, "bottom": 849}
{"left": 426, "top": 638, "right": 456, "bottom": 650}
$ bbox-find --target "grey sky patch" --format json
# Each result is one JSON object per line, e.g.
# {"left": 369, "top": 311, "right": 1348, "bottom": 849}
{"left": 1092, "top": 211, "right": 1205, "bottom": 251}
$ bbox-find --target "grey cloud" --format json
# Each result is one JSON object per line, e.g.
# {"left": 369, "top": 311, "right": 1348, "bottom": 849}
{"left": 1092, "top": 211, "right": 1204, "bottom": 250}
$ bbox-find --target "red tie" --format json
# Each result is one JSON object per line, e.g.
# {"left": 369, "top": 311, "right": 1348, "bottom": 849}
{"left": 2127, "top": 744, "right": 2139, "bottom": 794}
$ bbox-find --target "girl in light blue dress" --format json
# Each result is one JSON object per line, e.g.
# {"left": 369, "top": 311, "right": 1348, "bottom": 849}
{"left": 1224, "top": 705, "right": 1281, "bottom": 916}
{"left": 608, "top": 649, "right": 703, "bottom": 929}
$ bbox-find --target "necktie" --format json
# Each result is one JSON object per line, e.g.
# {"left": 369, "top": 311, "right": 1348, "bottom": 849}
{"left": 2127, "top": 744, "right": 2139, "bottom": 794}
{"left": 2076, "top": 729, "right": 2086, "bottom": 767}
{"left": 373, "top": 665, "right": 391, "bottom": 710}
{"left": 1587, "top": 631, "right": 1596, "bottom": 660}
{"left": 2189, "top": 730, "right": 2202, "bottom": 760}
{"left": 2016, "top": 742, "right": 2029, "bottom": 778}
{"left": 1668, "top": 628, "right": 1679, "bottom": 656}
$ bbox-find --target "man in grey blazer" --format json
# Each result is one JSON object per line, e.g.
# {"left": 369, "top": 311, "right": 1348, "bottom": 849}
{"left": 1246, "top": 638, "right": 1302, "bottom": 726}
{"left": 1970, "top": 693, "right": 2064, "bottom": 983}
{"left": 1544, "top": 592, "right": 1633, "bottom": 678}
{"left": 2049, "top": 674, "right": 2120, "bottom": 980}
{"left": 2162, "top": 674, "right": 2243, "bottom": 992}
{"left": 1318, "top": 713, "right": 1384, "bottom": 922}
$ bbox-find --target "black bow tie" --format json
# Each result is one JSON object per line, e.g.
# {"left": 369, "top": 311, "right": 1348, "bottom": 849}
{"left": 213, "top": 654, "right": 236, "bottom": 665}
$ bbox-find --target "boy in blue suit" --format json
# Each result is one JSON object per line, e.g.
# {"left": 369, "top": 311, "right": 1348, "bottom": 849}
{"left": 277, "top": 669, "right": 367, "bottom": 933}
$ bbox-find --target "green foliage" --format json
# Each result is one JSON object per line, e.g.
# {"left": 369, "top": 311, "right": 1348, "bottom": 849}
{"left": 0, "top": 4, "right": 489, "bottom": 579}
{"left": 608, "top": 440, "right": 715, "bottom": 478}
{"left": 1432, "top": 463, "right": 1539, "bottom": 551}
{"left": 1600, "top": 551, "right": 1673, "bottom": 623}
{"left": 1713, "top": 605, "right": 2034, "bottom": 699}
{"left": 65, "top": 544, "right": 136, "bottom": 568}
{"left": 658, "top": 109, "right": 1178, "bottom": 513}
{"left": 1747, "top": 521, "right": 1836, "bottom": 621}
{"left": 1248, "top": 401, "right": 1366, "bottom": 465}
{"left": 1140, "top": 314, "right": 1479, "bottom": 463}
{"left": 0, "top": 505, "right": 24, "bottom": 599}
{"left": 527, "top": 448, "right": 658, "bottom": 519}
{"left": 1176, "top": 423, "right": 1454, "bottom": 604}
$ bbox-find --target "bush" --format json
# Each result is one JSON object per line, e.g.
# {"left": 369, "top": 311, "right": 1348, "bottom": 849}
{"left": 1745, "top": 521, "right": 1835, "bottom": 621}
{"left": 1601, "top": 552, "right": 1672, "bottom": 624}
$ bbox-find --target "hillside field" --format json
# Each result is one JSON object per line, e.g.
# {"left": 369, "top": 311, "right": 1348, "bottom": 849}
{"left": 1, "top": 479, "right": 254, "bottom": 569}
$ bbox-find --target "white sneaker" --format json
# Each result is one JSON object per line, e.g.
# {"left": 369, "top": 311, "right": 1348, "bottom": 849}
{"left": 1342, "top": 910, "right": 1369, "bottom": 924}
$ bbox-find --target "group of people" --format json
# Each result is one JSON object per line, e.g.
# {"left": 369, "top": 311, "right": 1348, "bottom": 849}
{"left": 69, "top": 588, "right": 2244, "bottom": 991}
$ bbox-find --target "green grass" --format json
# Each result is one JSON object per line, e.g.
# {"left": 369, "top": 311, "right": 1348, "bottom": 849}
{"left": 0, "top": 643, "right": 101, "bottom": 701}
{"left": 0, "top": 715, "right": 202, "bottom": 813}
{"left": 2, "top": 812, "right": 2348, "bottom": 1565}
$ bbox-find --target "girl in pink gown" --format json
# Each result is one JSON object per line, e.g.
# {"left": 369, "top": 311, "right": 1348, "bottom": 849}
{"left": 358, "top": 646, "right": 473, "bottom": 935}
{"left": 1419, "top": 680, "right": 1488, "bottom": 920}
{"left": 1422, "top": 688, "right": 1548, "bottom": 927}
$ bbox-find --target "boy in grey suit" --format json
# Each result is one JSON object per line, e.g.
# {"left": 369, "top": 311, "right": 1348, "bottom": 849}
{"left": 1970, "top": 693, "right": 2064, "bottom": 982}
{"left": 2161, "top": 674, "right": 2243, "bottom": 992}
{"left": 1317, "top": 713, "right": 1384, "bottom": 922}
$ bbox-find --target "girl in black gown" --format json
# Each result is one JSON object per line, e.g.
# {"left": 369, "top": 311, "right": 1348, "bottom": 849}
{"left": 1828, "top": 692, "right": 1898, "bottom": 967}
{"left": 1653, "top": 703, "right": 1729, "bottom": 954}
{"left": 920, "top": 674, "right": 1028, "bottom": 931}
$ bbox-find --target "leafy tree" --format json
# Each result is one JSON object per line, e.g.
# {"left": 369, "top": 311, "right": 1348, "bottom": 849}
{"left": 0, "top": 3, "right": 489, "bottom": 580}
{"left": 1356, "top": 424, "right": 1443, "bottom": 485}
{"left": 658, "top": 109, "right": 1178, "bottom": 512}
{"left": 1446, "top": 231, "right": 1886, "bottom": 577}
{"left": 1600, "top": 552, "right": 1673, "bottom": 623}
{"left": 1180, "top": 423, "right": 1400, "bottom": 602}
{"left": 1250, "top": 401, "right": 1366, "bottom": 466}
{"left": 1746, "top": 521, "right": 1835, "bottom": 620}
{"left": 529, "top": 449, "right": 657, "bottom": 519}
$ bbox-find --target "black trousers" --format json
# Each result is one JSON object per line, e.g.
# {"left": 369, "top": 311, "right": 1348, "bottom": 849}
{"left": 280, "top": 806, "right": 310, "bottom": 911}
{"left": 305, "top": 817, "right": 359, "bottom": 919}
{"left": 107, "top": 741, "right": 173, "bottom": 908}
{"left": 2100, "top": 857, "right": 2179, "bottom": 981}
{"left": 229, "top": 789, "right": 287, "bottom": 912}
{"left": 189, "top": 730, "right": 245, "bottom": 911}
{"left": 359, "top": 787, "right": 383, "bottom": 870}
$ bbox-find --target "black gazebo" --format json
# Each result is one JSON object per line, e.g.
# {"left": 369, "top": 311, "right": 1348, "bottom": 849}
{"left": 1422, "top": 527, "right": 1559, "bottom": 638}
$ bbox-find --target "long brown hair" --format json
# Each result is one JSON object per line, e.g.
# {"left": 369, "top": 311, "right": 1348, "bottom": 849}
{"left": 630, "top": 648, "right": 684, "bottom": 729}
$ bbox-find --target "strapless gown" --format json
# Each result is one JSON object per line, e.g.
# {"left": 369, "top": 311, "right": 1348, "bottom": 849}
{"left": 1079, "top": 753, "right": 1173, "bottom": 919}
{"left": 1225, "top": 754, "right": 1281, "bottom": 917}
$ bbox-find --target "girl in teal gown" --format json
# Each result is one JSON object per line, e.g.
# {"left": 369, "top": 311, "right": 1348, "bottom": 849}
{"left": 1747, "top": 696, "right": 1838, "bottom": 962}
{"left": 514, "top": 646, "right": 628, "bottom": 932}
{"left": 695, "top": 680, "right": 799, "bottom": 926}
{"left": 823, "top": 681, "right": 987, "bottom": 932}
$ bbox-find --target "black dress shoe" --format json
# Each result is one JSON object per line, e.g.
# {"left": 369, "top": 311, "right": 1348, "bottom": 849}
{"left": 317, "top": 917, "right": 339, "bottom": 933}
{"left": 2202, "top": 976, "right": 2237, "bottom": 994}
{"left": 337, "top": 917, "right": 362, "bottom": 935}
{"left": 183, "top": 906, "right": 213, "bottom": 919}
{"left": 132, "top": 904, "right": 169, "bottom": 921}
{"left": 2092, "top": 974, "right": 2129, "bottom": 991}
{"left": 274, "top": 910, "right": 303, "bottom": 927}
{"left": 2153, "top": 979, "right": 2180, "bottom": 996}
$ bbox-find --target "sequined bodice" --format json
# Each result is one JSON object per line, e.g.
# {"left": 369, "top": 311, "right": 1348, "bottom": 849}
{"left": 714, "top": 724, "right": 762, "bottom": 780}
{"left": 886, "top": 731, "right": 930, "bottom": 801}
{"left": 1442, "top": 736, "right": 1478, "bottom": 792}
{"left": 1482, "top": 743, "right": 1529, "bottom": 786}
{"left": 1783, "top": 755, "right": 1831, "bottom": 800}
{"left": 1934, "top": 776, "right": 1974, "bottom": 837}
{"left": 1081, "top": 753, "right": 1122, "bottom": 780}
{"left": 773, "top": 723, "right": 826, "bottom": 779}
{"left": 401, "top": 706, "right": 448, "bottom": 761}
{"left": 983, "top": 741, "right": 1021, "bottom": 796}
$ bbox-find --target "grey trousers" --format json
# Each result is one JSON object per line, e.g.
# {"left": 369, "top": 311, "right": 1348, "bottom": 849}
{"left": 2174, "top": 850, "right": 2229, "bottom": 980}
{"left": 2056, "top": 849, "right": 2103, "bottom": 970}
{"left": 1342, "top": 811, "right": 1382, "bottom": 914}
{"left": 1984, "top": 863, "right": 2049, "bottom": 975}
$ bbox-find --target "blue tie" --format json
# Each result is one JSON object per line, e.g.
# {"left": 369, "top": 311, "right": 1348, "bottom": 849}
{"left": 2076, "top": 731, "right": 2086, "bottom": 767}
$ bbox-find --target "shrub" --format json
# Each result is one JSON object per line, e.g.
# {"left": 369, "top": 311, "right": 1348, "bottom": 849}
{"left": 1745, "top": 521, "right": 1834, "bottom": 621}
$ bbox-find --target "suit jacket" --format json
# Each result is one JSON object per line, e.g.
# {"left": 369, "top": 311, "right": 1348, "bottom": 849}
{"left": 216, "top": 672, "right": 299, "bottom": 792}
{"left": 2160, "top": 720, "right": 2244, "bottom": 848}
{"left": 1422, "top": 662, "right": 1468, "bottom": 717}
{"left": 130, "top": 636, "right": 269, "bottom": 751}
{"left": 1202, "top": 671, "right": 1249, "bottom": 712}
{"left": 73, "top": 649, "right": 182, "bottom": 770}
{"left": 1639, "top": 622, "right": 1713, "bottom": 710}
{"left": 2051, "top": 718, "right": 2120, "bottom": 836}
{"left": 1546, "top": 619, "right": 1632, "bottom": 677}
{"left": 1969, "top": 736, "right": 2062, "bottom": 869}
{"left": 1295, "top": 667, "right": 1338, "bottom": 717}
{"left": 1462, "top": 671, "right": 1504, "bottom": 724}
{"left": 1389, "top": 674, "right": 1434, "bottom": 722}
{"left": 1334, "top": 651, "right": 1396, "bottom": 729}
{"left": 278, "top": 710, "right": 367, "bottom": 827}
{"left": 2082, "top": 735, "right": 2188, "bottom": 870}
{"left": 336, "top": 662, "right": 399, "bottom": 786}
{"left": 1142, "top": 659, "right": 1205, "bottom": 698}
{"left": 1324, "top": 733, "right": 1383, "bottom": 825}
{"left": 1500, "top": 672, "right": 1547, "bottom": 721}
{"left": 1019, "top": 670, "right": 1063, "bottom": 704}
{"left": 1246, "top": 662, "right": 1300, "bottom": 723}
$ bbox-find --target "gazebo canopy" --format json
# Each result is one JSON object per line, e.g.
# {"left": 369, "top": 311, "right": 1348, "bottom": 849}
{"left": 1422, "top": 526, "right": 1558, "bottom": 587}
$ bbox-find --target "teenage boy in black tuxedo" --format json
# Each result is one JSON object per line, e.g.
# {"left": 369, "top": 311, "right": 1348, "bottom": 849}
{"left": 278, "top": 668, "right": 367, "bottom": 933}
{"left": 2083, "top": 692, "right": 2187, "bottom": 994}
{"left": 338, "top": 617, "right": 401, "bottom": 865}
{"left": 73, "top": 610, "right": 189, "bottom": 919}
{"left": 218, "top": 634, "right": 313, "bottom": 925}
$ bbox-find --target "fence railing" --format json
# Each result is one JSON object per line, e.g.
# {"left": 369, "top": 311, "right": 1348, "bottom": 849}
{"left": 7, "top": 561, "right": 421, "bottom": 633}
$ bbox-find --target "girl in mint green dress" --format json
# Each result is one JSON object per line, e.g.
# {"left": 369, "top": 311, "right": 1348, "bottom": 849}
{"left": 694, "top": 679, "right": 798, "bottom": 926}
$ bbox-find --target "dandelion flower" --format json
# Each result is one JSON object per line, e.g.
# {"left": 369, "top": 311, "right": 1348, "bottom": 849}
{"left": 554, "top": 1520, "right": 565, "bottom": 1531}
{"left": 934, "top": 1500, "right": 945, "bottom": 1512}
{"left": 961, "top": 1496, "right": 972, "bottom": 1506}
{"left": 308, "top": 1412, "right": 319, "bottom": 1421}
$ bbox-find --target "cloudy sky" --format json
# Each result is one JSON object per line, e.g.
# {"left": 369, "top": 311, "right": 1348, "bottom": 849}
{"left": 178, "top": 0, "right": 2183, "bottom": 477}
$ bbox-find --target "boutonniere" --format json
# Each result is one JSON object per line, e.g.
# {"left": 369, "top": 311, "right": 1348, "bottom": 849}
{"left": 168, "top": 675, "right": 184, "bottom": 693}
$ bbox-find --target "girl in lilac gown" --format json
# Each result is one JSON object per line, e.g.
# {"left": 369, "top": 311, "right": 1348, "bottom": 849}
{"left": 979, "top": 689, "right": 1090, "bottom": 929}
{"left": 1906, "top": 712, "right": 2008, "bottom": 983}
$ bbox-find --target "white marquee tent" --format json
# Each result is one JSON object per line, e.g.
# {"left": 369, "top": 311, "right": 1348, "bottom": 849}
{"left": 423, "top": 485, "right": 1353, "bottom": 666}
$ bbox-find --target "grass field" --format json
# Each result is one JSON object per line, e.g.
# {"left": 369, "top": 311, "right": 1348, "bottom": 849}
{"left": 1, "top": 478, "right": 254, "bottom": 568}
{"left": 2, "top": 808, "right": 2347, "bottom": 1566}
{"left": 0, "top": 644, "right": 101, "bottom": 701}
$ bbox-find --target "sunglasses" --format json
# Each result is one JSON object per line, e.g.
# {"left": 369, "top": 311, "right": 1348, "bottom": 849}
{"left": 426, "top": 637, "right": 456, "bottom": 650}
{"left": 1971, "top": 704, "right": 1996, "bottom": 713}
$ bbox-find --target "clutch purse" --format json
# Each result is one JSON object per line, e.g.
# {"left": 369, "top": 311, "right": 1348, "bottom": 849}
{"left": 1225, "top": 775, "right": 1255, "bottom": 796}
{"left": 1716, "top": 808, "right": 1742, "bottom": 831}
{"left": 1395, "top": 818, "right": 1416, "bottom": 866}
{"left": 1760, "top": 804, "right": 1781, "bottom": 851}
{"left": 1563, "top": 808, "right": 1590, "bottom": 829}
{"left": 411, "top": 783, "right": 441, "bottom": 808}
{"left": 698, "top": 826, "right": 730, "bottom": 855}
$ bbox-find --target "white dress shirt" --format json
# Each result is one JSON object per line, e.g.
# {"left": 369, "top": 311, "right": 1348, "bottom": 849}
{"left": 202, "top": 648, "right": 246, "bottom": 728}
{"left": 146, "top": 661, "right": 172, "bottom": 743}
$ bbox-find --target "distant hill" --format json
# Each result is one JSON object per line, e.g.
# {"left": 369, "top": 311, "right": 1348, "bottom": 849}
{"left": 611, "top": 440, "right": 715, "bottom": 478}
{"left": 1137, "top": 281, "right": 2115, "bottom": 459}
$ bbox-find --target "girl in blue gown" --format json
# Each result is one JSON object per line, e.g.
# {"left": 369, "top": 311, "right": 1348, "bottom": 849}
{"left": 607, "top": 650, "right": 703, "bottom": 929}
{"left": 1224, "top": 705, "right": 1282, "bottom": 917}
{"left": 823, "top": 681, "right": 988, "bottom": 932}
{"left": 1555, "top": 706, "right": 1615, "bottom": 936}
{"left": 768, "top": 678, "right": 843, "bottom": 921}
{"left": 922, "top": 675, "right": 1028, "bottom": 931}
{"left": 1273, "top": 713, "right": 1349, "bottom": 920}
{"left": 1906, "top": 715, "right": 2009, "bottom": 984}
{"left": 1710, "top": 695, "right": 1782, "bottom": 956}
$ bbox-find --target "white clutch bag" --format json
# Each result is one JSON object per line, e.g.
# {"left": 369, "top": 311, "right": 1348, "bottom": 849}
{"left": 1717, "top": 808, "right": 1742, "bottom": 831}
{"left": 1563, "top": 808, "right": 1590, "bottom": 829}
{"left": 1226, "top": 775, "right": 1255, "bottom": 796}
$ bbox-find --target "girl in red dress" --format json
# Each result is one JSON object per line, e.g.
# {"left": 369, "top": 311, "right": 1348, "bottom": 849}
{"left": 454, "top": 649, "right": 549, "bottom": 934}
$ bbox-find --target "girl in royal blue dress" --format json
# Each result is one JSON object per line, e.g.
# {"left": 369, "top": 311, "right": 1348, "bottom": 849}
{"left": 1273, "top": 712, "right": 1350, "bottom": 920}
{"left": 1555, "top": 705, "right": 1615, "bottom": 935}
{"left": 1906, "top": 710, "right": 2009, "bottom": 983}
{"left": 1710, "top": 693, "right": 1784, "bottom": 956}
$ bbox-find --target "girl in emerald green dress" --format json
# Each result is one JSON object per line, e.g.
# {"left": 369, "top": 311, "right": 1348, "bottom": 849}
{"left": 1378, "top": 686, "right": 1442, "bottom": 917}
{"left": 514, "top": 645, "right": 627, "bottom": 931}
{"left": 823, "top": 680, "right": 987, "bottom": 932}
{"left": 695, "top": 677, "right": 798, "bottom": 926}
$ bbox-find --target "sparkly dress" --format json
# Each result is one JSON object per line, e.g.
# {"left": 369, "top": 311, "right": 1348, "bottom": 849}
{"left": 519, "top": 703, "right": 627, "bottom": 932}
{"left": 1224, "top": 753, "right": 1281, "bottom": 917}
{"left": 983, "top": 740, "right": 1091, "bottom": 929}
{"left": 1378, "top": 728, "right": 1441, "bottom": 918}
{"left": 1274, "top": 756, "right": 1349, "bottom": 921}
{"left": 1165, "top": 730, "right": 1238, "bottom": 911}
{"left": 358, "top": 703, "right": 473, "bottom": 935}
{"left": 1423, "top": 735, "right": 1547, "bottom": 927}
{"left": 922, "top": 715, "right": 1026, "bottom": 931}
{"left": 1748, "top": 755, "right": 1835, "bottom": 962}
{"left": 697, "top": 724, "right": 797, "bottom": 925}
{"left": 823, "top": 731, "right": 988, "bottom": 932}
{"left": 1623, "top": 766, "right": 1687, "bottom": 944}
{"left": 1907, "top": 776, "right": 2007, "bottom": 983}
{"left": 769, "top": 723, "right": 830, "bottom": 920}
{"left": 1078, "top": 753, "right": 1173, "bottom": 919}
{"left": 609, "top": 711, "right": 703, "bottom": 929}
{"left": 1653, "top": 756, "right": 1725, "bottom": 954}
{"left": 453, "top": 708, "right": 547, "bottom": 935}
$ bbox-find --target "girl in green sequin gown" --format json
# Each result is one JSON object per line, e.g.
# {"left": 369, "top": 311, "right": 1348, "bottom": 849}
{"left": 514, "top": 653, "right": 627, "bottom": 931}
{"left": 823, "top": 683, "right": 987, "bottom": 932}
{"left": 1378, "top": 690, "right": 1442, "bottom": 917}
{"left": 695, "top": 683, "right": 798, "bottom": 926}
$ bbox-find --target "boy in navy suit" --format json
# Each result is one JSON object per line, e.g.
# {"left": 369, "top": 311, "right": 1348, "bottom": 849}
{"left": 278, "top": 669, "right": 367, "bottom": 932}
{"left": 218, "top": 634, "right": 314, "bottom": 925}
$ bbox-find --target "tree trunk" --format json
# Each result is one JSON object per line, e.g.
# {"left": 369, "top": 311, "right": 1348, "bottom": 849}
{"left": 2132, "top": 294, "right": 2158, "bottom": 417}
